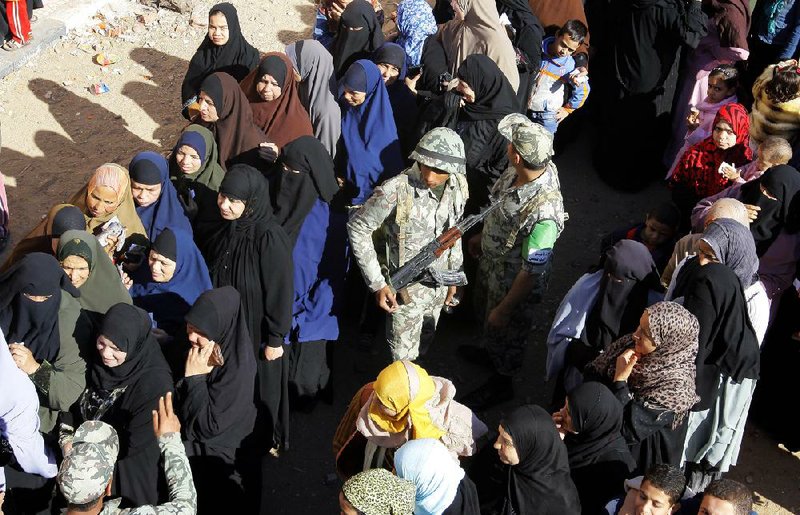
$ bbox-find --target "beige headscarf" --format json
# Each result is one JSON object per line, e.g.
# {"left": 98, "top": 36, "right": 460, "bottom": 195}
{"left": 439, "top": 0, "right": 520, "bottom": 92}
{"left": 69, "top": 163, "right": 147, "bottom": 241}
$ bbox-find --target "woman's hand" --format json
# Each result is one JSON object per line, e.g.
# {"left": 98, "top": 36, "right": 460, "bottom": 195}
{"left": 551, "top": 411, "right": 567, "bottom": 440}
{"left": 264, "top": 345, "right": 284, "bottom": 361}
{"left": 185, "top": 344, "right": 214, "bottom": 377}
{"left": 743, "top": 203, "right": 761, "bottom": 222}
{"left": 121, "top": 271, "right": 133, "bottom": 290}
{"left": 613, "top": 348, "right": 639, "bottom": 382}
{"left": 9, "top": 343, "right": 41, "bottom": 375}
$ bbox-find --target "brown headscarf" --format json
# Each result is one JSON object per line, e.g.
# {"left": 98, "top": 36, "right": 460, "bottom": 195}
{"left": 587, "top": 301, "right": 700, "bottom": 427}
{"left": 200, "top": 71, "right": 268, "bottom": 170}
{"left": 706, "top": 0, "right": 750, "bottom": 50}
{"left": 68, "top": 163, "right": 147, "bottom": 241}
{"left": 439, "top": 0, "right": 520, "bottom": 92}
{"left": 239, "top": 53, "right": 314, "bottom": 148}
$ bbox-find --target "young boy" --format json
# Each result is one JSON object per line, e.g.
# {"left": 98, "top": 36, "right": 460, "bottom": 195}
{"left": 601, "top": 201, "right": 682, "bottom": 273}
{"left": 527, "top": 19, "right": 590, "bottom": 134}
{"left": 720, "top": 135, "right": 792, "bottom": 184}
{"left": 604, "top": 465, "right": 687, "bottom": 515}
{"left": 687, "top": 478, "right": 754, "bottom": 515}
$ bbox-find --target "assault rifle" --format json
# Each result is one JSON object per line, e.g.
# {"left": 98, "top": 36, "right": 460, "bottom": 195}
{"left": 389, "top": 199, "right": 502, "bottom": 301}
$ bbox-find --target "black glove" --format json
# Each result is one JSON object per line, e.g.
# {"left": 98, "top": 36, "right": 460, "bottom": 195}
{"left": 258, "top": 144, "right": 278, "bottom": 164}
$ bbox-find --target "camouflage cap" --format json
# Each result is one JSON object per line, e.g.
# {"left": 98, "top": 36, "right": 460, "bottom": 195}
{"left": 409, "top": 127, "right": 466, "bottom": 175}
{"left": 57, "top": 421, "right": 119, "bottom": 505}
{"left": 498, "top": 113, "right": 554, "bottom": 166}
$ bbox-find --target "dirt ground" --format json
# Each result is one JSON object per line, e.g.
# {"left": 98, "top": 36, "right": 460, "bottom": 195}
{"left": 0, "top": 0, "right": 798, "bottom": 513}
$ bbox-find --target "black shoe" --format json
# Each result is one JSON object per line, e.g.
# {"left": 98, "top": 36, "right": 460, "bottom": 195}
{"left": 457, "top": 344, "right": 491, "bottom": 366}
{"left": 459, "top": 374, "right": 514, "bottom": 411}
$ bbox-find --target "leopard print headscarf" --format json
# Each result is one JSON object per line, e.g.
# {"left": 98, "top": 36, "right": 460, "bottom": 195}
{"left": 342, "top": 468, "right": 416, "bottom": 515}
{"left": 588, "top": 301, "right": 700, "bottom": 427}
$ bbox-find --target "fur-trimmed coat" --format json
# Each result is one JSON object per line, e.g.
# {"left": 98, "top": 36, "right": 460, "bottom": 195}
{"left": 751, "top": 61, "right": 800, "bottom": 145}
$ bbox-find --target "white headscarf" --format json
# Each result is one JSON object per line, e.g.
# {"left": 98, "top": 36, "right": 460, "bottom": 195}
{"left": 394, "top": 438, "right": 465, "bottom": 515}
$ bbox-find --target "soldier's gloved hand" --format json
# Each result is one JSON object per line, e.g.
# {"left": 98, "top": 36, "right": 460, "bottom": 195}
{"left": 375, "top": 285, "right": 399, "bottom": 313}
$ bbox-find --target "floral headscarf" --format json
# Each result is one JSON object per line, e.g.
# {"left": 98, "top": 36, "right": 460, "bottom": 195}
{"left": 396, "top": 0, "right": 438, "bottom": 69}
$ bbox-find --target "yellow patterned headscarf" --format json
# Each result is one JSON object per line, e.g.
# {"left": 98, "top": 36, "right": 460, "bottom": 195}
{"left": 369, "top": 361, "right": 445, "bottom": 440}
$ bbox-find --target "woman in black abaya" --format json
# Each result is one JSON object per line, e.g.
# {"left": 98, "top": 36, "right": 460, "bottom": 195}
{"left": 81, "top": 303, "right": 173, "bottom": 508}
{"left": 553, "top": 381, "right": 636, "bottom": 514}
{"left": 178, "top": 286, "right": 258, "bottom": 514}
{"left": 181, "top": 2, "right": 260, "bottom": 115}
{"left": 331, "top": 0, "right": 384, "bottom": 79}
{"left": 495, "top": 0, "right": 544, "bottom": 106}
{"left": 495, "top": 404, "right": 581, "bottom": 514}
{"left": 454, "top": 54, "right": 519, "bottom": 211}
{"left": 196, "top": 164, "right": 294, "bottom": 454}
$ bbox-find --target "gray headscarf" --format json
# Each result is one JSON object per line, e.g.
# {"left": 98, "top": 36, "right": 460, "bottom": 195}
{"left": 701, "top": 218, "right": 759, "bottom": 288}
{"left": 285, "top": 39, "right": 342, "bottom": 159}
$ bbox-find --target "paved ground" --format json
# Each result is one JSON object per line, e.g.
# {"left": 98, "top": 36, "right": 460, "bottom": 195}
{"left": 0, "top": 1, "right": 798, "bottom": 513}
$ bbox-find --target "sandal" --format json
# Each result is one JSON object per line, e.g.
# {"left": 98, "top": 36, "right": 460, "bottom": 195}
{"left": 2, "top": 40, "right": 25, "bottom": 52}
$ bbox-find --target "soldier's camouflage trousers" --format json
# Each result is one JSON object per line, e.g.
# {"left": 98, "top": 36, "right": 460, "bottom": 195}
{"left": 386, "top": 282, "right": 448, "bottom": 361}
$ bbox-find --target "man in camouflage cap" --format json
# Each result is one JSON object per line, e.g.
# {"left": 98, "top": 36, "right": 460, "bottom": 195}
{"left": 57, "top": 421, "right": 119, "bottom": 508}
{"left": 57, "top": 392, "right": 196, "bottom": 514}
{"left": 348, "top": 127, "right": 469, "bottom": 361}
{"left": 461, "top": 113, "right": 567, "bottom": 409}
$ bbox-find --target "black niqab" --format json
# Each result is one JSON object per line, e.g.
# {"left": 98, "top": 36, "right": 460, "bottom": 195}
{"left": 564, "top": 382, "right": 636, "bottom": 471}
{"left": 457, "top": 54, "right": 520, "bottom": 121}
{"left": 181, "top": 2, "right": 261, "bottom": 103}
{"left": 501, "top": 405, "right": 581, "bottom": 515}
{"left": 90, "top": 303, "right": 172, "bottom": 391}
{"left": 672, "top": 259, "right": 760, "bottom": 410}
{"left": 332, "top": 0, "right": 385, "bottom": 78}
{"left": 275, "top": 136, "right": 338, "bottom": 243}
{"left": 0, "top": 253, "right": 79, "bottom": 363}
{"left": 739, "top": 164, "right": 800, "bottom": 255}
{"left": 585, "top": 240, "right": 659, "bottom": 351}
{"left": 182, "top": 286, "right": 257, "bottom": 446}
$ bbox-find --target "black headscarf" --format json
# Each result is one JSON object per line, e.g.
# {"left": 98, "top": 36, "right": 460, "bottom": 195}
{"left": 417, "top": 35, "right": 449, "bottom": 95}
{"left": 0, "top": 253, "right": 79, "bottom": 363}
{"left": 200, "top": 165, "right": 293, "bottom": 450}
{"left": 672, "top": 259, "right": 760, "bottom": 410}
{"left": 739, "top": 164, "right": 800, "bottom": 255}
{"left": 564, "top": 382, "right": 636, "bottom": 471}
{"left": 585, "top": 240, "right": 659, "bottom": 352}
{"left": 182, "top": 286, "right": 257, "bottom": 446}
{"left": 181, "top": 2, "right": 261, "bottom": 103}
{"left": 201, "top": 164, "right": 293, "bottom": 349}
{"left": 332, "top": 0, "right": 385, "bottom": 78}
{"left": 457, "top": 54, "right": 520, "bottom": 122}
{"left": 90, "top": 303, "right": 172, "bottom": 391}
{"left": 275, "top": 136, "right": 339, "bottom": 243}
{"left": 501, "top": 405, "right": 582, "bottom": 515}
{"left": 495, "top": 0, "right": 544, "bottom": 71}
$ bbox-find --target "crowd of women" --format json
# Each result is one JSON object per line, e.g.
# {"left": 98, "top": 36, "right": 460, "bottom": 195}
{"left": 1, "top": 0, "right": 799, "bottom": 513}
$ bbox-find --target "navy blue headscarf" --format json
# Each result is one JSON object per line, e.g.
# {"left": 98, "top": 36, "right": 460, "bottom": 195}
{"left": 338, "top": 59, "right": 404, "bottom": 205}
{"left": 129, "top": 151, "right": 193, "bottom": 240}
{"left": 129, "top": 228, "right": 212, "bottom": 331}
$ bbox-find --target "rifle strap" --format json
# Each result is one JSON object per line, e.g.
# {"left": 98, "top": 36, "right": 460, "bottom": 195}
{"left": 395, "top": 174, "right": 413, "bottom": 266}
{"left": 504, "top": 189, "right": 562, "bottom": 251}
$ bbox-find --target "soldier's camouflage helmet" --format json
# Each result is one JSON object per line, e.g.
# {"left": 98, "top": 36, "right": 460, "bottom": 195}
{"left": 57, "top": 421, "right": 120, "bottom": 505}
{"left": 498, "top": 113, "right": 554, "bottom": 167}
{"left": 409, "top": 127, "right": 466, "bottom": 175}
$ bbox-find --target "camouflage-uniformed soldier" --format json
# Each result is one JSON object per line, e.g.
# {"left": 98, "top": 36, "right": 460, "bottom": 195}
{"left": 348, "top": 128, "right": 469, "bottom": 361}
{"left": 462, "top": 113, "right": 567, "bottom": 409}
{"left": 57, "top": 414, "right": 196, "bottom": 513}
